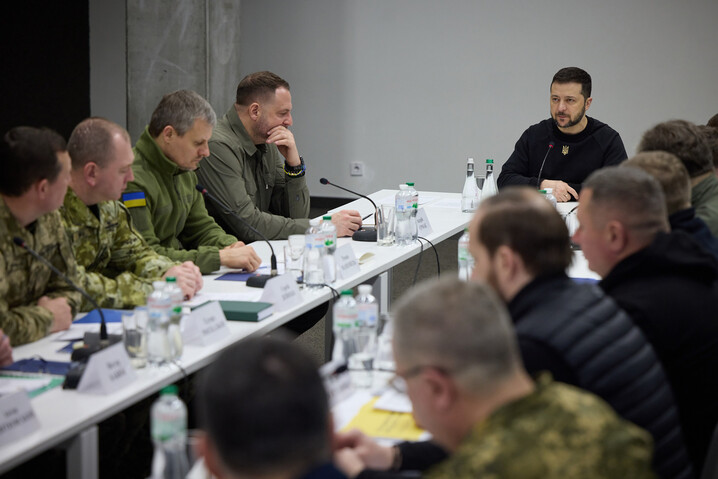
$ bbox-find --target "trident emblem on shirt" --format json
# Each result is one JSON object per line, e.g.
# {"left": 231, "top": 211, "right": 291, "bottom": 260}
{"left": 562, "top": 145, "right": 569, "bottom": 155}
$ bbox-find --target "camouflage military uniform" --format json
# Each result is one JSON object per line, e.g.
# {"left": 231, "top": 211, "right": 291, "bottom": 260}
{"left": 426, "top": 375, "right": 656, "bottom": 479}
{"left": 0, "top": 197, "right": 81, "bottom": 346}
{"left": 60, "top": 189, "right": 178, "bottom": 311}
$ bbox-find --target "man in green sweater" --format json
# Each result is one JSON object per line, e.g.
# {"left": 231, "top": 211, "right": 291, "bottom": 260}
{"left": 123, "top": 90, "right": 261, "bottom": 274}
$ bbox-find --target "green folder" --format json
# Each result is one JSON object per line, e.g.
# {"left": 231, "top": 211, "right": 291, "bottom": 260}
{"left": 218, "top": 301, "right": 274, "bottom": 322}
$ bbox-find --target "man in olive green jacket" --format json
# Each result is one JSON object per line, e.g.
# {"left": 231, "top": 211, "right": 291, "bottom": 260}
{"left": 62, "top": 118, "right": 203, "bottom": 310}
{"left": 197, "top": 71, "right": 362, "bottom": 241}
{"left": 123, "top": 90, "right": 261, "bottom": 275}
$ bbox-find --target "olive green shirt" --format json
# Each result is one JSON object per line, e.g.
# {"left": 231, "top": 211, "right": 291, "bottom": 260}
{"left": 0, "top": 197, "right": 81, "bottom": 346}
{"left": 61, "top": 188, "right": 178, "bottom": 310}
{"left": 124, "top": 127, "right": 237, "bottom": 274}
{"left": 197, "top": 106, "right": 310, "bottom": 241}
{"left": 426, "top": 375, "right": 655, "bottom": 479}
{"left": 692, "top": 174, "right": 718, "bottom": 237}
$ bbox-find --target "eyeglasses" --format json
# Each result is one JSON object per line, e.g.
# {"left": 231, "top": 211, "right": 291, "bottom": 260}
{"left": 389, "top": 365, "right": 452, "bottom": 394}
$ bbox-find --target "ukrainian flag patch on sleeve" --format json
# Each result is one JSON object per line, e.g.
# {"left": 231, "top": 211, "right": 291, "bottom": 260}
{"left": 122, "top": 191, "right": 147, "bottom": 208}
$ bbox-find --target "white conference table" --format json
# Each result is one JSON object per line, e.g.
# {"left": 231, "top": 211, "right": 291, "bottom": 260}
{"left": 0, "top": 189, "right": 470, "bottom": 478}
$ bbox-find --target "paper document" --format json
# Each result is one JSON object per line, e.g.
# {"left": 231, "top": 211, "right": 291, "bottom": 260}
{"left": 341, "top": 397, "right": 425, "bottom": 441}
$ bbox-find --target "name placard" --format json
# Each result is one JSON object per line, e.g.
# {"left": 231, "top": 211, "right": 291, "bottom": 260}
{"left": 184, "top": 301, "right": 229, "bottom": 346}
{"left": 335, "top": 244, "right": 361, "bottom": 280}
{"left": 77, "top": 342, "right": 137, "bottom": 395}
{"left": 416, "top": 208, "right": 434, "bottom": 237}
{"left": 260, "top": 274, "right": 302, "bottom": 311}
{"left": 0, "top": 391, "right": 41, "bottom": 447}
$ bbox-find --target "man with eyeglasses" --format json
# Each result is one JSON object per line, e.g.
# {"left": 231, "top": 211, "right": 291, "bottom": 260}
{"left": 335, "top": 278, "right": 655, "bottom": 478}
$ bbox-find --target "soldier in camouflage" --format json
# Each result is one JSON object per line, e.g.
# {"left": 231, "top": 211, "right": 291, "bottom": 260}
{"left": 335, "top": 278, "right": 656, "bottom": 479}
{"left": 0, "top": 127, "right": 81, "bottom": 346}
{"left": 62, "top": 118, "right": 203, "bottom": 310}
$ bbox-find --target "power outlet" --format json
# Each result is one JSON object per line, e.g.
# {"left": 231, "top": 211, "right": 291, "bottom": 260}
{"left": 350, "top": 161, "right": 364, "bottom": 176}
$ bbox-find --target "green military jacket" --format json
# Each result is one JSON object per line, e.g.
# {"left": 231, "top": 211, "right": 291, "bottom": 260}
{"left": 426, "top": 375, "right": 655, "bottom": 479}
{"left": 692, "top": 174, "right": 718, "bottom": 237}
{"left": 124, "top": 127, "right": 237, "bottom": 274}
{"left": 60, "top": 188, "right": 178, "bottom": 310}
{"left": 0, "top": 197, "right": 81, "bottom": 346}
{"left": 196, "top": 106, "right": 310, "bottom": 241}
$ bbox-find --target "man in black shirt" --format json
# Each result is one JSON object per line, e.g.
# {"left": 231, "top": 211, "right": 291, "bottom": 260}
{"left": 498, "top": 67, "right": 627, "bottom": 202}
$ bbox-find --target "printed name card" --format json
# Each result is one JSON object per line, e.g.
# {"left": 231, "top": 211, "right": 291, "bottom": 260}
{"left": 335, "top": 244, "right": 361, "bottom": 280}
{"left": 184, "top": 301, "right": 230, "bottom": 346}
{"left": 260, "top": 274, "right": 302, "bottom": 311}
{"left": 77, "top": 342, "right": 137, "bottom": 395}
{"left": 416, "top": 208, "right": 434, "bottom": 237}
{"left": 0, "top": 391, "right": 41, "bottom": 447}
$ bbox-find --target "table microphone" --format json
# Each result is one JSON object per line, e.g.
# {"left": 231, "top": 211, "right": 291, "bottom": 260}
{"left": 195, "top": 184, "right": 278, "bottom": 288}
{"left": 536, "top": 142, "right": 555, "bottom": 189}
{"left": 319, "top": 178, "right": 383, "bottom": 242}
{"left": 11, "top": 237, "right": 120, "bottom": 362}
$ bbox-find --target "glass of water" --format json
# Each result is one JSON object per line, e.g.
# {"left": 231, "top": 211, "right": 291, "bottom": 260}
{"left": 122, "top": 306, "right": 147, "bottom": 369}
{"left": 377, "top": 204, "right": 395, "bottom": 246}
{"left": 284, "top": 234, "right": 305, "bottom": 282}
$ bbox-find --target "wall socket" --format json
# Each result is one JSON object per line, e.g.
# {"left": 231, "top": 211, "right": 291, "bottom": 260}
{"left": 350, "top": 161, "right": 364, "bottom": 176}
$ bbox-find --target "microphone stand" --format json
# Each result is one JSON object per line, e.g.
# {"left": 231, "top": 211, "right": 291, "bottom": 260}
{"left": 319, "top": 178, "right": 383, "bottom": 242}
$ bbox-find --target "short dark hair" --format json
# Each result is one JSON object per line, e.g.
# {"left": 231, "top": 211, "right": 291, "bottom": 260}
{"left": 68, "top": 118, "right": 131, "bottom": 170}
{"left": 148, "top": 90, "right": 216, "bottom": 138}
{"left": 477, "top": 188, "right": 572, "bottom": 276}
{"left": 584, "top": 166, "right": 669, "bottom": 238}
{"left": 0, "top": 126, "right": 66, "bottom": 197}
{"left": 707, "top": 113, "right": 718, "bottom": 128}
{"left": 697, "top": 125, "right": 718, "bottom": 169}
{"left": 622, "top": 151, "right": 691, "bottom": 215}
{"left": 236, "top": 71, "right": 290, "bottom": 106}
{"left": 551, "top": 67, "right": 592, "bottom": 99}
{"left": 197, "top": 337, "right": 329, "bottom": 477}
{"left": 637, "top": 120, "right": 713, "bottom": 178}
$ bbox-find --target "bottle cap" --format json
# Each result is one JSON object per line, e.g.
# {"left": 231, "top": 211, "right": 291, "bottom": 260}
{"left": 486, "top": 159, "right": 494, "bottom": 164}
{"left": 406, "top": 182, "right": 415, "bottom": 186}
{"left": 160, "top": 385, "right": 178, "bottom": 396}
{"left": 322, "top": 215, "right": 332, "bottom": 220}
{"left": 539, "top": 189, "right": 547, "bottom": 194}
{"left": 467, "top": 157, "right": 475, "bottom": 164}
{"left": 165, "top": 277, "right": 176, "bottom": 283}
{"left": 358, "top": 284, "right": 372, "bottom": 295}
{"left": 341, "top": 290, "right": 353, "bottom": 296}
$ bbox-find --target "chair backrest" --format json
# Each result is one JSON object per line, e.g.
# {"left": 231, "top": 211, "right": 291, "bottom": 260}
{"left": 702, "top": 421, "right": 718, "bottom": 479}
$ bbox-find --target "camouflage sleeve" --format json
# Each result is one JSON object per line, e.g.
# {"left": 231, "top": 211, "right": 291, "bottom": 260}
{"left": 79, "top": 204, "right": 177, "bottom": 310}
{"left": 44, "top": 215, "right": 82, "bottom": 314}
{"left": 0, "top": 253, "right": 53, "bottom": 346}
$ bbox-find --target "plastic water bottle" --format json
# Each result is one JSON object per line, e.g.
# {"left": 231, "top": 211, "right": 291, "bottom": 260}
{"left": 406, "top": 182, "right": 419, "bottom": 242}
{"left": 146, "top": 281, "right": 171, "bottom": 366}
{"left": 542, "top": 188, "right": 558, "bottom": 208}
{"left": 481, "top": 159, "right": 498, "bottom": 200}
{"left": 394, "top": 184, "right": 413, "bottom": 246}
{"left": 320, "top": 215, "right": 337, "bottom": 283}
{"left": 332, "top": 290, "right": 358, "bottom": 363}
{"left": 461, "top": 158, "right": 479, "bottom": 212}
{"left": 303, "top": 218, "right": 325, "bottom": 289}
{"left": 150, "top": 385, "right": 189, "bottom": 479}
{"left": 458, "top": 228, "right": 474, "bottom": 281}
{"left": 373, "top": 313, "right": 396, "bottom": 388}
{"left": 354, "top": 285, "right": 379, "bottom": 387}
{"left": 164, "top": 277, "right": 184, "bottom": 361}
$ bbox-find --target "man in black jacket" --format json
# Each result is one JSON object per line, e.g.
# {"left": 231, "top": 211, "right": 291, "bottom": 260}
{"left": 337, "top": 188, "right": 692, "bottom": 479}
{"left": 574, "top": 166, "right": 718, "bottom": 474}
{"left": 497, "top": 67, "right": 627, "bottom": 202}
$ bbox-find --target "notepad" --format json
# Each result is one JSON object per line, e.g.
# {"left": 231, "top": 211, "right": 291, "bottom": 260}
{"left": 218, "top": 301, "right": 274, "bottom": 322}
